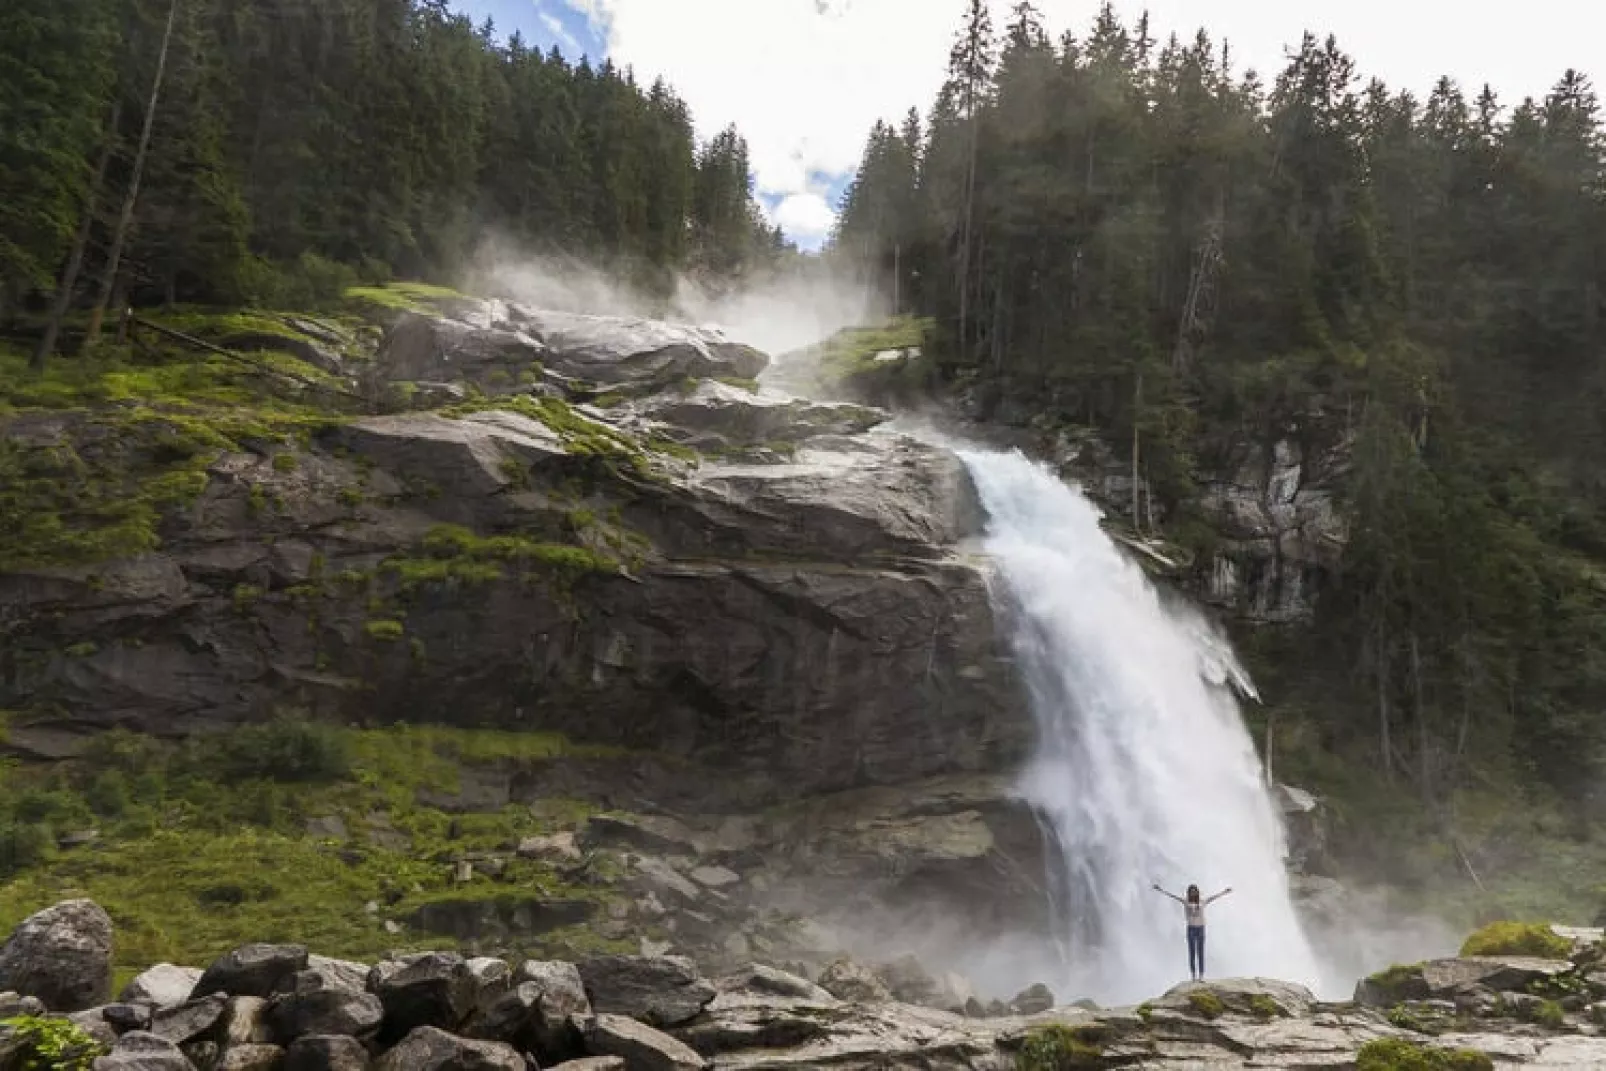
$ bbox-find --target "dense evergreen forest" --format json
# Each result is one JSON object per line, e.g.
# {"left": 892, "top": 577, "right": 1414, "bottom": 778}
{"left": 834, "top": 1, "right": 1606, "bottom": 842}
{"left": 0, "top": 0, "right": 786, "bottom": 346}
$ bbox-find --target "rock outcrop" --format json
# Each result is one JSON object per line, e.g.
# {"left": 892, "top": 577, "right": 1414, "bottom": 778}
{"left": 2, "top": 904, "right": 1606, "bottom": 1069}
{"left": 0, "top": 298, "right": 1022, "bottom": 807}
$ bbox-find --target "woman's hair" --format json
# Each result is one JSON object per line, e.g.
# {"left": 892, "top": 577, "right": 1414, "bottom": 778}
{"left": 1186, "top": 884, "right": 1200, "bottom": 903}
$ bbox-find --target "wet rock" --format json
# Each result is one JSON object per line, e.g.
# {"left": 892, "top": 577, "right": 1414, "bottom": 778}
{"left": 122, "top": 966, "right": 206, "bottom": 1009}
{"left": 546, "top": 1060, "right": 625, "bottom": 1071}
{"left": 93, "top": 1030, "right": 196, "bottom": 1071}
{"left": 404, "top": 898, "right": 594, "bottom": 942}
{"left": 372, "top": 953, "right": 476, "bottom": 1045}
{"left": 283, "top": 1035, "right": 370, "bottom": 1071}
{"left": 194, "top": 946, "right": 309, "bottom": 1000}
{"left": 182, "top": 1040, "right": 219, "bottom": 1069}
{"left": 581, "top": 1013, "right": 705, "bottom": 1071}
{"left": 371, "top": 1025, "right": 523, "bottom": 1071}
{"left": 577, "top": 956, "right": 715, "bottom": 1029}
{"left": 150, "top": 995, "right": 228, "bottom": 1046}
{"left": 215, "top": 1043, "right": 285, "bottom": 1071}
{"left": 816, "top": 959, "right": 892, "bottom": 1004}
{"left": 0, "top": 898, "right": 115, "bottom": 1011}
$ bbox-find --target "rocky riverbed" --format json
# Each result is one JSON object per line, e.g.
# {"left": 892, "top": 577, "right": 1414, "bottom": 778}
{"left": 6, "top": 901, "right": 1606, "bottom": 1069}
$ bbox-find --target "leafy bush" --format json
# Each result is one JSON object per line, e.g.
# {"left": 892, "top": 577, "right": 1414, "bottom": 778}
{"left": 1015, "top": 1025, "right": 1105, "bottom": 1070}
{"left": 364, "top": 618, "right": 406, "bottom": 642}
{"left": 0, "top": 822, "right": 54, "bottom": 879}
{"left": 0, "top": 1015, "right": 106, "bottom": 1070}
{"left": 202, "top": 717, "right": 352, "bottom": 783}
{"left": 1460, "top": 921, "right": 1571, "bottom": 960}
{"left": 1355, "top": 1037, "right": 1493, "bottom": 1071}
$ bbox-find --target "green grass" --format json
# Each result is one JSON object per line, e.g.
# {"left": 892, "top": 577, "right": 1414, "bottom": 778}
{"left": 1355, "top": 1038, "right": 1493, "bottom": 1071}
{"left": 0, "top": 721, "right": 628, "bottom": 972}
{"left": 1460, "top": 921, "right": 1571, "bottom": 959}
{"left": 1187, "top": 991, "right": 1225, "bottom": 1019}
{"left": 344, "top": 282, "right": 467, "bottom": 314}
{"left": 0, "top": 1015, "right": 104, "bottom": 1070}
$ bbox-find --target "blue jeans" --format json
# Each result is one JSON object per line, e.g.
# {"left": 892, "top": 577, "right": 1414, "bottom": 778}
{"left": 1187, "top": 925, "right": 1206, "bottom": 978}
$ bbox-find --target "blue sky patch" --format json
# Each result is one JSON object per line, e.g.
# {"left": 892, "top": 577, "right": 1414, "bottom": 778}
{"left": 454, "top": 0, "right": 606, "bottom": 61}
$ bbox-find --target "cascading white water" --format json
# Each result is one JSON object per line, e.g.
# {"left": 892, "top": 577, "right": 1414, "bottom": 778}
{"left": 958, "top": 447, "right": 1321, "bottom": 1005}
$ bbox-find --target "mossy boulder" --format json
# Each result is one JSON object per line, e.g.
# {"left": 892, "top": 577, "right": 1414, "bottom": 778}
{"left": 1460, "top": 921, "right": 1571, "bottom": 960}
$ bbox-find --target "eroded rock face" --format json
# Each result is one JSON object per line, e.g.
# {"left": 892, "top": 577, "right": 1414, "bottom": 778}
{"left": 0, "top": 899, "right": 114, "bottom": 1012}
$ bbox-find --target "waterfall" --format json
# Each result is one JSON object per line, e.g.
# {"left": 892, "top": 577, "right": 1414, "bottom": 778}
{"left": 958, "top": 447, "right": 1321, "bottom": 1005}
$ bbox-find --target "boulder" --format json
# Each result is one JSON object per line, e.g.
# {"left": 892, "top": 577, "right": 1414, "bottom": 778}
{"left": 68, "top": 1007, "right": 121, "bottom": 1048}
{"left": 577, "top": 956, "right": 715, "bottom": 1028}
{"left": 372, "top": 953, "right": 476, "bottom": 1045}
{"left": 581, "top": 815, "right": 702, "bottom": 857}
{"left": 216, "top": 1044, "right": 286, "bottom": 1071}
{"left": 122, "top": 966, "right": 206, "bottom": 1010}
{"left": 92, "top": 1030, "right": 197, "bottom": 1071}
{"left": 220, "top": 997, "right": 273, "bottom": 1049}
{"left": 375, "top": 312, "right": 547, "bottom": 391}
{"left": 636, "top": 381, "right": 884, "bottom": 448}
{"left": 1009, "top": 983, "right": 1055, "bottom": 1016}
{"left": 817, "top": 959, "right": 892, "bottom": 1004}
{"left": 194, "top": 946, "right": 309, "bottom": 1000}
{"left": 514, "top": 961, "right": 590, "bottom": 1060}
{"left": 283, "top": 1035, "right": 371, "bottom": 1071}
{"left": 372, "top": 1026, "right": 523, "bottom": 1071}
{"left": 0, "top": 992, "right": 46, "bottom": 1018}
{"left": 105, "top": 1003, "right": 156, "bottom": 1034}
{"left": 0, "top": 899, "right": 115, "bottom": 1011}
{"left": 302, "top": 959, "right": 370, "bottom": 997}
{"left": 150, "top": 995, "right": 228, "bottom": 1046}
{"left": 581, "top": 1013, "right": 705, "bottom": 1071}
{"left": 266, "top": 972, "right": 383, "bottom": 1043}
{"left": 333, "top": 412, "right": 566, "bottom": 502}
{"left": 1355, "top": 957, "right": 1576, "bottom": 1008}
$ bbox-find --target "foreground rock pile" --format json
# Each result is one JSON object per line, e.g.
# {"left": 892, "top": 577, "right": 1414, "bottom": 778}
{"left": 8, "top": 902, "right": 1606, "bottom": 1068}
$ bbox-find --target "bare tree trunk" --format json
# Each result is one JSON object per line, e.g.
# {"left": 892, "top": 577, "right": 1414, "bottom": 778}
{"left": 1411, "top": 632, "right": 1431, "bottom": 803}
{"left": 958, "top": 113, "right": 979, "bottom": 358}
{"left": 84, "top": 0, "right": 179, "bottom": 352}
{"left": 35, "top": 103, "right": 123, "bottom": 368}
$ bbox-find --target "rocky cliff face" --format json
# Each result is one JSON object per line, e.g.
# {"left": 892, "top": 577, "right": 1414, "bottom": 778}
{"left": 1, "top": 302, "right": 1022, "bottom": 803}
{"left": 0, "top": 298, "right": 1043, "bottom": 969}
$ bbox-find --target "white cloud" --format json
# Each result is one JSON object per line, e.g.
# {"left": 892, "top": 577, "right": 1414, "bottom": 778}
{"left": 574, "top": 0, "right": 1606, "bottom": 244}
{"left": 771, "top": 193, "right": 838, "bottom": 242}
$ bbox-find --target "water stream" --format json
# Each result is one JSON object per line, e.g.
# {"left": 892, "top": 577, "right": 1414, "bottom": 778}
{"left": 958, "top": 447, "right": 1321, "bottom": 1004}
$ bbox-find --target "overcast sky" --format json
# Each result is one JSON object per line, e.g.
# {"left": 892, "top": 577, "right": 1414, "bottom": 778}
{"left": 456, "top": 0, "right": 1605, "bottom": 249}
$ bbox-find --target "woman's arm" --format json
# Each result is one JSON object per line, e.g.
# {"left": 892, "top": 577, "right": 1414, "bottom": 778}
{"left": 1205, "top": 887, "right": 1234, "bottom": 904}
{"left": 1151, "top": 883, "right": 1185, "bottom": 903}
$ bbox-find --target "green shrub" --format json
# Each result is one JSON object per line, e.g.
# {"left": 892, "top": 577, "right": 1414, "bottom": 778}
{"left": 1247, "top": 993, "right": 1288, "bottom": 1019}
{"left": 1016, "top": 1024, "right": 1105, "bottom": 1070}
{"left": 1355, "top": 1037, "right": 1493, "bottom": 1071}
{"left": 0, "top": 1015, "right": 106, "bottom": 1070}
{"left": 203, "top": 717, "right": 352, "bottom": 783}
{"left": 1460, "top": 922, "right": 1571, "bottom": 960}
{"left": 0, "top": 822, "right": 54, "bottom": 878}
